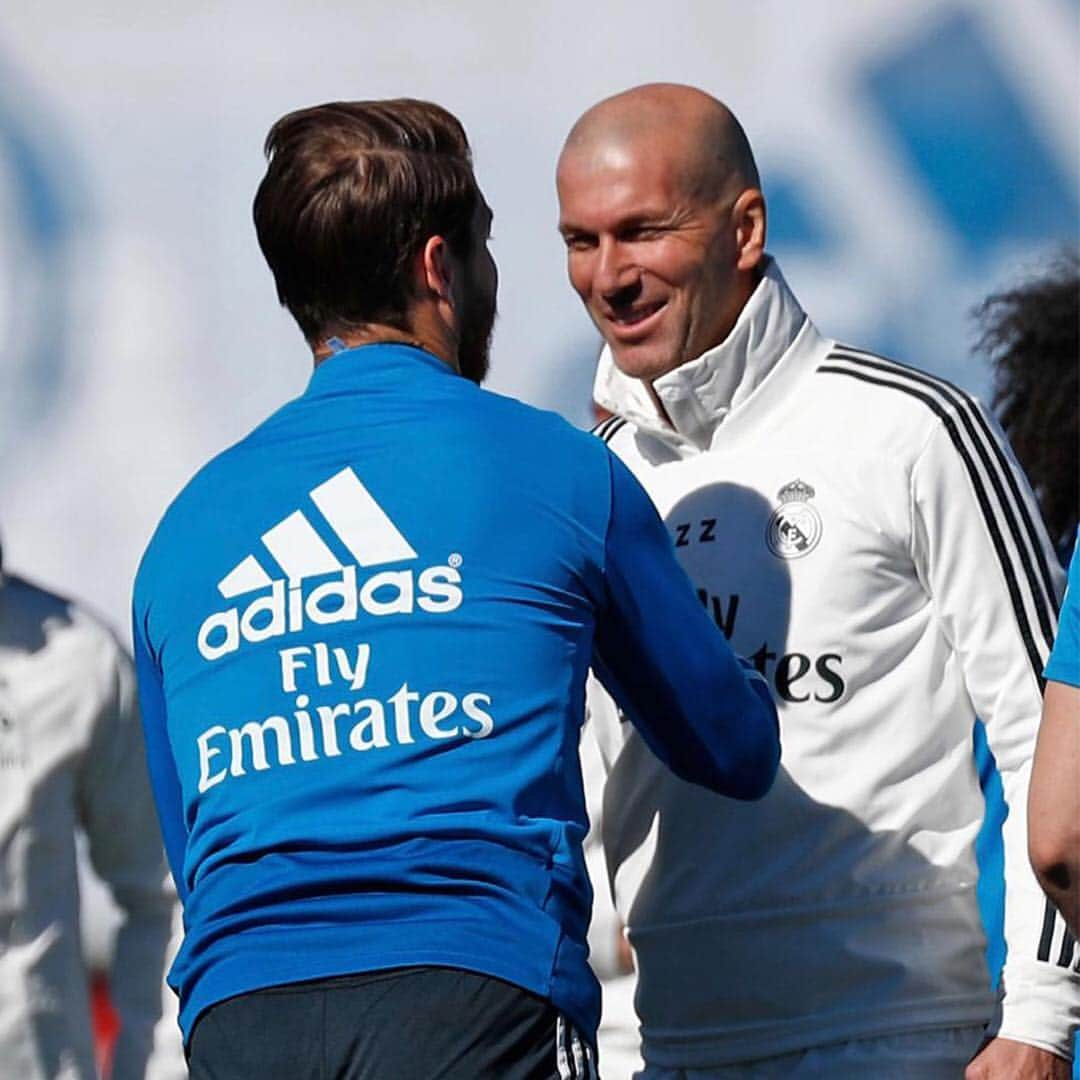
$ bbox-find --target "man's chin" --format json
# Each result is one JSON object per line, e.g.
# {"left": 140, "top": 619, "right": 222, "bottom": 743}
{"left": 608, "top": 340, "right": 681, "bottom": 383}
{"left": 457, "top": 305, "right": 495, "bottom": 385}
{"left": 458, "top": 345, "right": 490, "bottom": 385}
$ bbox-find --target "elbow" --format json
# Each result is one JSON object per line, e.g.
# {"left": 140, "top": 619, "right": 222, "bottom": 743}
{"left": 1029, "top": 831, "right": 1080, "bottom": 900}
{"left": 1029, "top": 827, "right": 1080, "bottom": 936}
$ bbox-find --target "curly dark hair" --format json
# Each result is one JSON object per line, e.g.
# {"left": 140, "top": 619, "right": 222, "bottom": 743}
{"left": 973, "top": 251, "right": 1079, "bottom": 556}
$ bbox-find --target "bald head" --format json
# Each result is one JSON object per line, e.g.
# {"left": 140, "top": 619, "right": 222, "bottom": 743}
{"left": 559, "top": 83, "right": 759, "bottom": 206}
{"left": 556, "top": 83, "right": 767, "bottom": 382}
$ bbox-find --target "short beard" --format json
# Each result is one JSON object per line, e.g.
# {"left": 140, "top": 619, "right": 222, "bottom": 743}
{"left": 457, "top": 295, "right": 496, "bottom": 385}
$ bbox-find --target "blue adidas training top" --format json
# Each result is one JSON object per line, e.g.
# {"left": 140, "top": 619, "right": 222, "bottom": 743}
{"left": 1044, "top": 530, "right": 1079, "bottom": 687}
{"left": 133, "top": 344, "right": 779, "bottom": 1045}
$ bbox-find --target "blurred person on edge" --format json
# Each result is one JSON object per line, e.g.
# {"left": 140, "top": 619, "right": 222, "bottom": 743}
{"left": 973, "top": 254, "right": 1080, "bottom": 946}
{"left": 974, "top": 251, "right": 1078, "bottom": 563}
{"left": 557, "top": 83, "right": 1078, "bottom": 1078}
{"left": 0, "top": 542, "right": 181, "bottom": 1079}
{"left": 131, "top": 99, "right": 779, "bottom": 1080}
{"left": 1030, "top": 532, "right": 1080, "bottom": 941}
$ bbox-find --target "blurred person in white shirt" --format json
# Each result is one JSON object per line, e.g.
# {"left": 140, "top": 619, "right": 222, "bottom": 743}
{"left": 0, "top": 543, "right": 184, "bottom": 1079}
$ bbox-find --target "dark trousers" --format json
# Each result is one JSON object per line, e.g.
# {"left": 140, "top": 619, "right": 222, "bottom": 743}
{"left": 186, "top": 966, "right": 596, "bottom": 1079}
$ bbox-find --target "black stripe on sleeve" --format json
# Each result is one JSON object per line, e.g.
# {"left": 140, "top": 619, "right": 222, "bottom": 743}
{"left": 1058, "top": 928, "right": 1076, "bottom": 968}
{"left": 598, "top": 417, "right": 627, "bottom": 445}
{"left": 590, "top": 415, "right": 618, "bottom": 440}
{"left": 817, "top": 362, "right": 1048, "bottom": 684}
{"left": 830, "top": 347, "right": 1059, "bottom": 631}
{"left": 823, "top": 351, "right": 1069, "bottom": 966}
{"left": 1038, "top": 898, "right": 1057, "bottom": 962}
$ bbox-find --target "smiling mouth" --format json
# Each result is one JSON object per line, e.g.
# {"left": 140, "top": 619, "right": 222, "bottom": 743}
{"left": 608, "top": 301, "right": 666, "bottom": 332}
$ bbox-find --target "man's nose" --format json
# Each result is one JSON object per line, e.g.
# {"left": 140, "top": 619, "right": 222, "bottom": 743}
{"left": 595, "top": 239, "right": 638, "bottom": 299}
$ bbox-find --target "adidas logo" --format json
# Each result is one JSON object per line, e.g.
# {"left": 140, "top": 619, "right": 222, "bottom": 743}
{"left": 197, "top": 467, "right": 463, "bottom": 661}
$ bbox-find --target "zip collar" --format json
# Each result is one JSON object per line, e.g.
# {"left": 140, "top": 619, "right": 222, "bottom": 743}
{"left": 592, "top": 257, "right": 818, "bottom": 451}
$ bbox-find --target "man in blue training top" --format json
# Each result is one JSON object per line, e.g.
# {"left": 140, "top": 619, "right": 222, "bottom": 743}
{"left": 1030, "top": 533, "right": 1080, "bottom": 940}
{"left": 132, "top": 98, "right": 779, "bottom": 1080}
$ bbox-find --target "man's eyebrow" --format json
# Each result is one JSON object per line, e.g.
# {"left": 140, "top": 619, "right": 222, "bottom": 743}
{"left": 558, "top": 211, "right": 671, "bottom": 236}
{"left": 618, "top": 207, "right": 681, "bottom": 228}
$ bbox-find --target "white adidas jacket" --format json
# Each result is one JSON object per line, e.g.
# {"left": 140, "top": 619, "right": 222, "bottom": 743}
{"left": 0, "top": 569, "right": 181, "bottom": 1080}
{"left": 588, "top": 258, "right": 1079, "bottom": 1067}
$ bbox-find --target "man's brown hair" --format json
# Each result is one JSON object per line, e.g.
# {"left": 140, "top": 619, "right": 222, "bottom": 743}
{"left": 253, "top": 99, "right": 480, "bottom": 342}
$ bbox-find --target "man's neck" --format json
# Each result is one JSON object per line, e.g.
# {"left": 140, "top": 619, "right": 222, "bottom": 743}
{"left": 311, "top": 315, "right": 457, "bottom": 372}
{"left": 640, "top": 266, "right": 764, "bottom": 428}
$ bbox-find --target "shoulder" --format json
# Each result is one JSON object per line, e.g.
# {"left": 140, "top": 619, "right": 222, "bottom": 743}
{"left": 0, "top": 572, "right": 73, "bottom": 626}
{"left": 0, "top": 574, "right": 129, "bottom": 678}
{"left": 591, "top": 413, "right": 630, "bottom": 446}
{"left": 135, "top": 403, "right": 296, "bottom": 595}
{"left": 470, "top": 385, "right": 612, "bottom": 467}
{"left": 588, "top": 412, "right": 657, "bottom": 470}
{"left": 812, "top": 343, "right": 991, "bottom": 448}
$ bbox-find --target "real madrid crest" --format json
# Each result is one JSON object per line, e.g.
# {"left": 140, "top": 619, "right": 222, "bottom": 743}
{"left": 766, "top": 479, "right": 823, "bottom": 559}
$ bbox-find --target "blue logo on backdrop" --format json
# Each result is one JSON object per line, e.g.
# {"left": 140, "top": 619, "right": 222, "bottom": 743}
{"left": 0, "top": 48, "right": 82, "bottom": 462}
{"left": 766, "top": 9, "right": 1077, "bottom": 260}
{"left": 763, "top": 6, "right": 1078, "bottom": 396}
{"left": 863, "top": 9, "right": 1077, "bottom": 263}
{"left": 765, "top": 177, "right": 835, "bottom": 255}
{"left": 745, "top": 16, "right": 1077, "bottom": 1058}
{"left": 857, "top": 4, "right": 1075, "bottom": 996}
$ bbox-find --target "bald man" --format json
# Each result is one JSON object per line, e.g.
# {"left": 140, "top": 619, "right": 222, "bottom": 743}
{"left": 559, "top": 85, "right": 1078, "bottom": 1079}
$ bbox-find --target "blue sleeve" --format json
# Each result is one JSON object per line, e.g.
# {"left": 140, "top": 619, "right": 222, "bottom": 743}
{"left": 592, "top": 452, "right": 780, "bottom": 800}
{"left": 132, "top": 605, "right": 189, "bottom": 901}
{"left": 1045, "top": 531, "right": 1080, "bottom": 687}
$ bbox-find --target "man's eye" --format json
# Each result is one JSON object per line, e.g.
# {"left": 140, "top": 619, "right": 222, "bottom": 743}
{"left": 563, "top": 235, "right": 594, "bottom": 252}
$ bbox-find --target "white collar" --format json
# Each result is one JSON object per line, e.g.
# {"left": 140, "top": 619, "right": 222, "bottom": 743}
{"left": 593, "top": 257, "right": 809, "bottom": 450}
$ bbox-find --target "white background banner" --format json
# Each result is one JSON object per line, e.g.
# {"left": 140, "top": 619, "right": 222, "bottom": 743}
{"left": 1, "top": 0, "right": 1077, "bottom": 636}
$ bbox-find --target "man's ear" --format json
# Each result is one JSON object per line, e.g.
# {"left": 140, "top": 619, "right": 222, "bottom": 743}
{"left": 732, "top": 188, "right": 766, "bottom": 272}
{"left": 421, "top": 235, "right": 455, "bottom": 305}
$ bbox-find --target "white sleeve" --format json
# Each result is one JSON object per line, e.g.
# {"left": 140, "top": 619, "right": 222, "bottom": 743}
{"left": 75, "top": 634, "right": 185, "bottom": 1080}
{"left": 911, "top": 400, "right": 1078, "bottom": 1058}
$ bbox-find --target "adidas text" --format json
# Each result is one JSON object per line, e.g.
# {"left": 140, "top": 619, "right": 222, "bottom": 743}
{"left": 197, "top": 564, "right": 463, "bottom": 661}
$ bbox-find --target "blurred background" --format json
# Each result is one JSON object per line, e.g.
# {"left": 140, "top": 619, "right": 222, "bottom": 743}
{"left": 1, "top": 3, "right": 1077, "bottom": 1072}
{"left": 0, "top": 0, "right": 1077, "bottom": 640}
